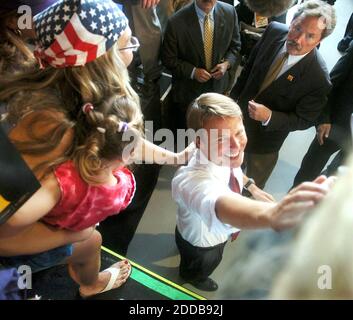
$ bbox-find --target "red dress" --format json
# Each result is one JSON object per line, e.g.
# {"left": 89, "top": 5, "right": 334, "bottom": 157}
{"left": 42, "top": 161, "right": 136, "bottom": 231}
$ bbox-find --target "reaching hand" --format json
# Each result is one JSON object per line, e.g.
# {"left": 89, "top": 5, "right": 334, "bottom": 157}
{"left": 269, "top": 176, "right": 333, "bottom": 231}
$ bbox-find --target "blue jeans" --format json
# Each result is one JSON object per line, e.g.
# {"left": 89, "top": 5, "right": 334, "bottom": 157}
{"left": 0, "top": 244, "right": 73, "bottom": 273}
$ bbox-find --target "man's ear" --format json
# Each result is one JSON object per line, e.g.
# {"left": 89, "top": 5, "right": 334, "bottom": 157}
{"left": 195, "top": 136, "right": 200, "bottom": 149}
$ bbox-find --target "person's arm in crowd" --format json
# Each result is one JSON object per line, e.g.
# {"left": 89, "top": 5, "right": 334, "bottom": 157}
{"left": 173, "top": 165, "right": 332, "bottom": 232}
{"left": 0, "top": 173, "right": 60, "bottom": 238}
{"left": 216, "top": 176, "right": 331, "bottom": 231}
{"left": 0, "top": 173, "right": 95, "bottom": 256}
{"left": 249, "top": 81, "right": 331, "bottom": 132}
{"left": 0, "top": 223, "right": 94, "bottom": 256}
{"left": 161, "top": 19, "right": 196, "bottom": 80}
{"left": 316, "top": 41, "right": 353, "bottom": 145}
{"left": 131, "top": 139, "right": 195, "bottom": 165}
{"left": 316, "top": 42, "right": 353, "bottom": 145}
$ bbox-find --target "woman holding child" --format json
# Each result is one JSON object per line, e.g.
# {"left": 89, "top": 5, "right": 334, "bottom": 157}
{"left": 0, "top": 0, "right": 187, "bottom": 297}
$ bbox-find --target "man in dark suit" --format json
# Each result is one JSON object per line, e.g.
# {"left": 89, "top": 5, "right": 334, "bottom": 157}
{"left": 231, "top": 0, "right": 336, "bottom": 189}
{"left": 162, "top": 0, "right": 241, "bottom": 130}
{"left": 293, "top": 40, "right": 353, "bottom": 187}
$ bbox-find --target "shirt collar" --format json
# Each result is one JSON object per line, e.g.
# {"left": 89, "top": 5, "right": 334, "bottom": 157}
{"left": 194, "top": 1, "right": 215, "bottom": 21}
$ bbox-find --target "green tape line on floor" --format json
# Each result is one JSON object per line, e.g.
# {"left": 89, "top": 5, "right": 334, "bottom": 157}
{"left": 102, "top": 246, "right": 206, "bottom": 300}
{"left": 130, "top": 268, "right": 194, "bottom": 300}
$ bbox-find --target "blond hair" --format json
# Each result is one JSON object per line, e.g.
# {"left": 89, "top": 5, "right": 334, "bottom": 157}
{"left": 271, "top": 155, "right": 353, "bottom": 299}
{"left": 1, "top": 43, "right": 142, "bottom": 180}
{"left": 74, "top": 95, "right": 143, "bottom": 185}
{"left": 186, "top": 92, "right": 242, "bottom": 131}
{"left": 0, "top": 42, "right": 139, "bottom": 121}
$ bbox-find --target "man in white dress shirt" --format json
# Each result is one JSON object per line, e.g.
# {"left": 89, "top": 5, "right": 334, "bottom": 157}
{"left": 172, "top": 92, "right": 332, "bottom": 291}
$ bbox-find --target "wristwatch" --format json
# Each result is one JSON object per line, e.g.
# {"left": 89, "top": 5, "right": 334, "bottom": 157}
{"left": 244, "top": 178, "right": 255, "bottom": 191}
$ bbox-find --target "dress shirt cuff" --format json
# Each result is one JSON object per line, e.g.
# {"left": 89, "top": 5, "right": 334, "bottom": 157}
{"left": 262, "top": 112, "right": 272, "bottom": 126}
{"left": 191, "top": 67, "right": 196, "bottom": 80}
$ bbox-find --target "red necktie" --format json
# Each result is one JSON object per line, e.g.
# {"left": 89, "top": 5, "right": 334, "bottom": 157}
{"left": 229, "top": 169, "right": 240, "bottom": 194}
{"left": 229, "top": 169, "right": 241, "bottom": 241}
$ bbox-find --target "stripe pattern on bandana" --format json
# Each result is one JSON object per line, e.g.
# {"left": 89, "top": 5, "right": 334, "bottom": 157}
{"left": 33, "top": 0, "right": 128, "bottom": 68}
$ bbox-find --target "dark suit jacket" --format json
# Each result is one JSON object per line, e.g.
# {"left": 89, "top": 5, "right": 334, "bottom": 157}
{"left": 319, "top": 41, "right": 353, "bottom": 132}
{"left": 162, "top": 1, "right": 241, "bottom": 108}
{"left": 231, "top": 22, "right": 331, "bottom": 154}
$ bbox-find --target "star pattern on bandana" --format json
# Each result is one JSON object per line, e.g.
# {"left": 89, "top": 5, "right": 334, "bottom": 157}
{"left": 34, "top": 0, "right": 128, "bottom": 68}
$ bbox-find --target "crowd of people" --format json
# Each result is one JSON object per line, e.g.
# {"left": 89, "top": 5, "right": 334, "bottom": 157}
{"left": 0, "top": 0, "right": 352, "bottom": 299}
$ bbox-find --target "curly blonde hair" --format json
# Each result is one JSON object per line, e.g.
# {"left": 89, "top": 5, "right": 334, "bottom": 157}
{"left": 74, "top": 95, "right": 143, "bottom": 185}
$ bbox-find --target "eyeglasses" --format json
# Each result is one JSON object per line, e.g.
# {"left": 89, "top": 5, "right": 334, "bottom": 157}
{"left": 119, "top": 36, "right": 140, "bottom": 52}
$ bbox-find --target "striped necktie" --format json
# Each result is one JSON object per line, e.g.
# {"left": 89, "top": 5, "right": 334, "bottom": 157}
{"left": 204, "top": 13, "right": 214, "bottom": 71}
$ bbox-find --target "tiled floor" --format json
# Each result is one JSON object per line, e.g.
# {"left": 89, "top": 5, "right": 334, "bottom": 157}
{"left": 127, "top": 1, "right": 353, "bottom": 299}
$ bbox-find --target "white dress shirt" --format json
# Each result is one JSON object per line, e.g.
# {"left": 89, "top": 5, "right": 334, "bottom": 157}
{"left": 275, "top": 42, "right": 308, "bottom": 79}
{"left": 172, "top": 149, "right": 242, "bottom": 247}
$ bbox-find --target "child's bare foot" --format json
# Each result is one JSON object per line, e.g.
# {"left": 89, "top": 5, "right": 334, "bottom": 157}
{"left": 79, "top": 259, "right": 131, "bottom": 298}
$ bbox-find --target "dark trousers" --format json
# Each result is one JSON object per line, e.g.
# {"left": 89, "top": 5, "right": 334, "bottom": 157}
{"left": 175, "top": 227, "right": 227, "bottom": 282}
{"left": 244, "top": 152, "right": 279, "bottom": 189}
{"left": 98, "top": 163, "right": 160, "bottom": 256}
{"left": 293, "top": 125, "right": 349, "bottom": 187}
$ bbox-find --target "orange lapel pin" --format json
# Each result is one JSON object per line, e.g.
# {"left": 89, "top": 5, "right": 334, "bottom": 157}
{"left": 287, "top": 74, "right": 294, "bottom": 81}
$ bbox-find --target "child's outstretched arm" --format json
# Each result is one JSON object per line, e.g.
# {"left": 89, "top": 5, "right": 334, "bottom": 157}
{"left": 132, "top": 139, "right": 195, "bottom": 166}
{"left": 0, "top": 172, "right": 60, "bottom": 238}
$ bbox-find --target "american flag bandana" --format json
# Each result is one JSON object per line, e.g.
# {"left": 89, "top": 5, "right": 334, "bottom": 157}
{"left": 33, "top": 0, "right": 128, "bottom": 68}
